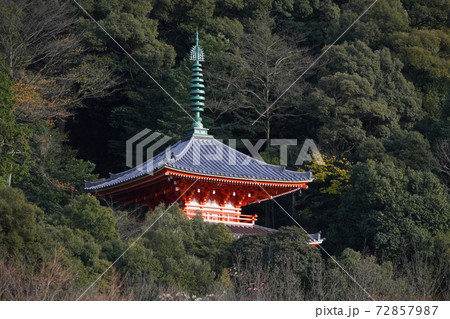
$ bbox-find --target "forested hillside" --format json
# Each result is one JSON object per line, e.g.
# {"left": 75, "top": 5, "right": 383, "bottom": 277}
{"left": 0, "top": 0, "right": 449, "bottom": 300}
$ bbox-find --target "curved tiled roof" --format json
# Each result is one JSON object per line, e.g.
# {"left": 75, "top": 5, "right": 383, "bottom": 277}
{"left": 225, "top": 224, "right": 277, "bottom": 238}
{"left": 85, "top": 136, "right": 313, "bottom": 191}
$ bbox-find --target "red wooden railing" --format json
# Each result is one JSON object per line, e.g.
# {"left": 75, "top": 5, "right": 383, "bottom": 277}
{"left": 185, "top": 211, "right": 258, "bottom": 224}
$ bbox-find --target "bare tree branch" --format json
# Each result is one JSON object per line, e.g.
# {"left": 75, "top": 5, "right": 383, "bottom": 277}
{"left": 0, "top": 0, "right": 118, "bottom": 124}
{"left": 206, "top": 12, "right": 313, "bottom": 140}
{"left": 435, "top": 139, "right": 450, "bottom": 180}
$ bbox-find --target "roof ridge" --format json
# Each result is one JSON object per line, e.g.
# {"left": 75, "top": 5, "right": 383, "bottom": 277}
{"left": 169, "top": 135, "right": 195, "bottom": 162}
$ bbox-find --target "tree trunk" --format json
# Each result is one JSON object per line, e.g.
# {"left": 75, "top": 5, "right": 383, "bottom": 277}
{"left": 264, "top": 201, "right": 274, "bottom": 228}
{"left": 265, "top": 115, "right": 271, "bottom": 146}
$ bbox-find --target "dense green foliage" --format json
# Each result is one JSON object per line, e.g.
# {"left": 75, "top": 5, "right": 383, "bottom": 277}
{"left": 0, "top": 190, "right": 236, "bottom": 299}
{"left": 0, "top": 64, "right": 29, "bottom": 185}
{"left": 0, "top": 187, "right": 40, "bottom": 256}
{"left": 330, "top": 160, "right": 450, "bottom": 258}
{"left": 305, "top": 40, "right": 423, "bottom": 154}
{"left": 230, "top": 227, "right": 323, "bottom": 300}
{"left": 0, "top": 0, "right": 449, "bottom": 300}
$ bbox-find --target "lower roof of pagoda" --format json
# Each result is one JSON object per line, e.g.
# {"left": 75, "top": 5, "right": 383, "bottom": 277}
{"left": 225, "top": 224, "right": 277, "bottom": 237}
{"left": 85, "top": 135, "right": 313, "bottom": 192}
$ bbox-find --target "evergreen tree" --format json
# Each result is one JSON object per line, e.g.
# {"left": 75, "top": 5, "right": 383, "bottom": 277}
{"left": 329, "top": 160, "right": 450, "bottom": 259}
{"left": 305, "top": 41, "right": 422, "bottom": 155}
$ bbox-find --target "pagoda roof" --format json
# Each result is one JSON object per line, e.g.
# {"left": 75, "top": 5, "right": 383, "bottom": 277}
{"left": 85, "top": 135, "right": 313, "bottom": 191}
{"left": 225, "top": 224, "right": 277, "bottom": 238}
{"left": 224, "top": 224, "right": 325, "bottom": 246}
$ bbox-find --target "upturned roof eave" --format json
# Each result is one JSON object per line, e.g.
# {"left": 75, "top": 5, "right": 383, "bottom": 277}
{"left": 165, "top": 166, "right": 314, "bottom": 185}
{"left": 85, "top": 164, "right": 313, "bottom": 193}
{"left": 85, "top": 166, "right": 168, "bottom": 193}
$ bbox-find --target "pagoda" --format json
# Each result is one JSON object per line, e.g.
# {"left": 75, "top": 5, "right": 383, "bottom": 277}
{"left": 85, "top": 31, "right": 321, "bottom": 244}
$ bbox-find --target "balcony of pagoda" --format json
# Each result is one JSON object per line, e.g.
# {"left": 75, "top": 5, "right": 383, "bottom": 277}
{"left": 182, "top": 198, "right": 258, "bottom": 225}
{"left": 185, "top": 211, "right": 258, "bottom": 225}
